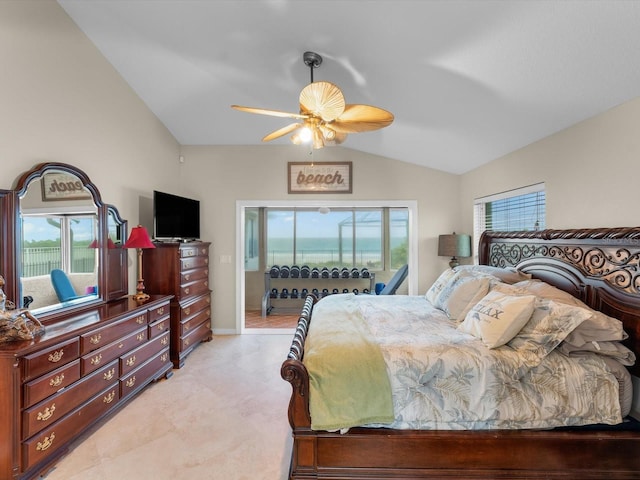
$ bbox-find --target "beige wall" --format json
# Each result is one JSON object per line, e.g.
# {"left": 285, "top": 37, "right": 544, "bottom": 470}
{"left": 460, "top": 97, "right": 640, "bottom": 233}
{"left": 178, "top": 145, "right": 460, "bottom": 331}
{"left": 1, "top": 1, "right": 180, "bottom": 292}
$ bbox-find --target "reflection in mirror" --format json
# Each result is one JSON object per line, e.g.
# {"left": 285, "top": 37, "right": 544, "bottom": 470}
{"left": 19, "top": 170, "right": 99, "bottom": 313}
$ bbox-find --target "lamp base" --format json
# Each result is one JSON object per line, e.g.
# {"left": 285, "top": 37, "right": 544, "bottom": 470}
{"left": 449, "top": 257, "right": 460, "bottom": 269}
{"left": 132, "top": 291, "right": 150, "bottom": 302}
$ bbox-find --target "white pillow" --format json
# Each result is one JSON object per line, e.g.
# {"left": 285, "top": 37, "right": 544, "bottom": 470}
{"left": 509, "top": 280, "right": 627, "bottom": 345}
{"left": 454, "top": 265, "right": 532, "bottom": 284}
{"left": 425, "top": 268, "right": 456, "bottom": 304}
{"left": 458, "top": 290, "right": 536, "bottom": 348}
{"left": 434, "top": 272, "right": 491, "bottom": 321}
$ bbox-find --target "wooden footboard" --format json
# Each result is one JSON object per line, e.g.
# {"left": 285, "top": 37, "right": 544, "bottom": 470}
{"left": 281, "top": 227, "right": 640, "bottom": 479}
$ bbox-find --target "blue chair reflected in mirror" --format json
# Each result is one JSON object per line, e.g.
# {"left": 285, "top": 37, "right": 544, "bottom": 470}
{"left": 50, "top": 269, "right": 87, "bottom": 302}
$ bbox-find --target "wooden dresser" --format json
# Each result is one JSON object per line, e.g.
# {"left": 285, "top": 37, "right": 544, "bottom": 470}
{"left": 142, "top": 241, "right": 212, "bottom": 368}
{"left": 0, "top": 295, "right": 173, "bottom": 480}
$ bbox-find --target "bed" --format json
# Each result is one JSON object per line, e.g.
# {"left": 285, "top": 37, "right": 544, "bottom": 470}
{"left": 281, "top": 227, "right": 640, "bottom": 479}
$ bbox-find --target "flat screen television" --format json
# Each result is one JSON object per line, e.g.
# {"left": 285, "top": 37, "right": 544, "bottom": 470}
{"left": 153, "top": 190, "right": 200, "bottom": 241}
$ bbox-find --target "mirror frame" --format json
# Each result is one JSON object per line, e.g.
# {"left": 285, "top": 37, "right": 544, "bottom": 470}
{"left": 4, "top": 162, "right": 128, "bottom": 321}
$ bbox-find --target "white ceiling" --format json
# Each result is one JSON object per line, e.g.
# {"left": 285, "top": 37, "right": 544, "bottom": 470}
{"left": 57, "top": 0, "right": 640, "bottom": 174}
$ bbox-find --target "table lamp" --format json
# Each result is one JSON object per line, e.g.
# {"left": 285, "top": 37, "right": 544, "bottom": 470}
{"left": 438, "top": 232, "right": 471, "bottom": 268}
{"left": 123, "top": 225, "right": 155, "bottom": 301}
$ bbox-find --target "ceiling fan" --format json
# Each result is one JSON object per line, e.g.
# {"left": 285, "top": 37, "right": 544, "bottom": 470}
{"left": 231, "top": 51, "right": 394, "bottom": 149}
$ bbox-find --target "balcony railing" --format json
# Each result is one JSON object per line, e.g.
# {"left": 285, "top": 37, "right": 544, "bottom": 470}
{"left": 22, "top": 246, "right": 96, "bottom": 277}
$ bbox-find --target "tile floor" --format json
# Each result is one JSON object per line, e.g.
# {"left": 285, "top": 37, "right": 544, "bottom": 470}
{"left": 42, "top": 334, "right": 294, "bottom": 480}
{"left": 244, "top": 310, "right": 299, "bottom": 329}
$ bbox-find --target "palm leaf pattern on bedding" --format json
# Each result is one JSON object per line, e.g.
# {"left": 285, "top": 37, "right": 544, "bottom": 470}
{"left": 349, "top": 295, "right": 622, "bottom": 430}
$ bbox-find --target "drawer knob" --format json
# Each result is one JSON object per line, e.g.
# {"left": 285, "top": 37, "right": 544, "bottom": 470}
{"left": 103, "top": 391, "right": 116, "bottom": 404}
{"left": 49, "top": 374, "right": 65, "bottom": 387}
{"left": 48, "top": 350, "right": 64, "bottom": 363}
{"left": 184, "top": 287, "right": 190, "bottom": 295}
{"left": 36, "top": 432, "right": 56, "bottom": 451}
{"left": 204, "top": 259, "right": 209, "bottom": 265}
{"left": 184, "top": 307, "right": 191, "bottom": 315}
{"left": 204, "top": 281, "right": 208, "bottom": 287}
{"left": 161, "top": 353, "right": 169, "bottom": 362}
{"left": 91, "top": 354, "right": 103, "bottom": 366}
{"left": 161, "top": 337, "right": 168, "bottom": 346}
{"left": 136, "top": 333, "right": 145, "bottom": 342}
{"left": 157, "top": 307, "right": 165, "bottom": 315}
{"left": 89, "top": 334, "right": 102, "bottom": 345}
{"left": 37, "top": 404, "right": 56, "bottom": 422}
{"left": 125, "top": 376, "right": 136, "bottom": 388}
{"left": 126, "top": 356, "right": 136, "bottom": 367}
{"left": 156, "top": 322, "right": 165, "bottom": 331}
{"left": 185, "top": 274, "right": 191, "bottom": 281}
{"left": 136, "top": 316, "right": 145, "bottom": 324}
{"left": 104, "top": 368, "right": 115, "bottom": 381}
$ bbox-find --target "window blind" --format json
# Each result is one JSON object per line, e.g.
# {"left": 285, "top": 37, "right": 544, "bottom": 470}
{"left": 473, "top": 183, "right": 546, "bottom": 262}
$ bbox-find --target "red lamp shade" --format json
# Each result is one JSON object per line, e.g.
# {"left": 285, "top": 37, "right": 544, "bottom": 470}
{"left": 123, "top": 226, "right": 155, "bottom": 249}
{"left": 89, "top": 237, "right": 117, "bottom": 249}
{"left": 123, "top": 226, "right": 155, "bottom": 301}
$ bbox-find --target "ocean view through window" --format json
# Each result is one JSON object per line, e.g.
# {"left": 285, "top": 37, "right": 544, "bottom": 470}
{"left": 265, "top": 207, "right": 407, "bottom": 269}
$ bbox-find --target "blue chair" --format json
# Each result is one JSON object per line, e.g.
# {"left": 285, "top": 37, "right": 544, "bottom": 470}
{"left": 50, "top": 269, "right": 85, "bottom": 302}
{"left": 378, "top": 264, "right": 408, "bottom": 295}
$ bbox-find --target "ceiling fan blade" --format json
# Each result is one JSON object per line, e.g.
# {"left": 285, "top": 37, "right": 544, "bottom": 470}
{"left": 330, "top": 104, "right": 394, "bottom": 133}
{"left": 299, "top": 81, "right": 345, "bottom": 122}
{"left": 231, "top": 105, "right": 308, "bottom": 120}
{"left": 262, "top": 123, "right": 303, "bottom": 142}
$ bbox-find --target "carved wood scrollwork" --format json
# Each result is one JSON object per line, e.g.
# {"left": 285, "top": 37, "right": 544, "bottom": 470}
{"left": 483, "top": 227, "right": 640, "bottom": 295}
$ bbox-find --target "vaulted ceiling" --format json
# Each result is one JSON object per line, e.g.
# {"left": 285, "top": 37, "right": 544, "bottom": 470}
{"left": 58, "top": 1, "right": 640, "bottom": 174}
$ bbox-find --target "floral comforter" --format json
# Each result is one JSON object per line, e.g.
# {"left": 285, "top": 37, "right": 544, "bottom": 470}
{"left": 305, "top": 294, "right": 622, "bottom": 431}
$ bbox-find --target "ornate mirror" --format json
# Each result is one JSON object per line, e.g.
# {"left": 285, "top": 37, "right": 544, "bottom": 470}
{"left": 6, "top": 162, "right": 127, "bottom": 320}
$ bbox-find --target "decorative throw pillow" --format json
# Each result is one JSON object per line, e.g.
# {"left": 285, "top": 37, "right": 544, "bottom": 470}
{"left": 511, "top": 280, "right": 626, "bottom": 345}
{"left": 505, "top": 299, "right": 592, "bottom": 374}
{"left": 458, "top": 290, "right": 536, "bottom": 348}
{"left": 434, "top": 272, "right": 491, "bottom": 321}
{"left": 425, "top": 268, "right": 457, "bottom": 304}
{"left": 454, "top": 265, "right": 532, "bottom": 284}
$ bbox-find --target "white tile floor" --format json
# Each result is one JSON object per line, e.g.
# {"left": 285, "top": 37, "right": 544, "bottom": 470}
{"left": 42, "top": 335, "right": 294, "bottom": 480}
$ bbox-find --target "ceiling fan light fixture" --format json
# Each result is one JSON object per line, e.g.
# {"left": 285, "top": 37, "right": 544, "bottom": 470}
{"left": 299, "top": 127, "right": 312, "bottom": 143}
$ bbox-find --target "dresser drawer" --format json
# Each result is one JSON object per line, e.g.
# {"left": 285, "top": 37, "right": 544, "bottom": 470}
{"left": 120, "top": 347, "right": 170, "bottom": 400}
{"left": 180, "top": 255, "right": 209, "bottom": 271}
{"left": 148, "top": 302, "right": 170, "bottom": 323}
{"left": 180, "top": 244, "right": 209, "bottom": 258}
{"left": 181, "top": 308, "right": 211, "bottom": 336}
{"left": 180, "top": 267, "right": 209, "bottom": 285}
{"left": 120, "top": 332, "right": 170, "bottom": 376}
{"left": 22, "top": 360, "right": 119, "bottom": 440}
{"left": 179, "top": 279, "right": 210, "bottom": 299}
{"left": 180, "top": 320, "right": 211, "bottom": 351}
{"left": 80, "top": 312, "right": 147, "bottom": 354}
{"left": 23, "top": 360, "right": 81, "bottom": 409}
{"left": 81, "top": 327, "right": 147, "bottom": 375}
{"left": 179, "top": 292, "right": 211, "bottom": 318}
{"left": 149, "top": 316, "right": 170, "bottom": 339}
{"left": 23, "top": 338, "right": 80, "bottom": 382}
{"left": 22, "top": 384, "right": 119, "bottom": 471}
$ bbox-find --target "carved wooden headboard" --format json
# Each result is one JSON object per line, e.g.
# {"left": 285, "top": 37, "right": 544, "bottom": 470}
{"left": 478, "top": 227, "right": 640, "bottom": 376}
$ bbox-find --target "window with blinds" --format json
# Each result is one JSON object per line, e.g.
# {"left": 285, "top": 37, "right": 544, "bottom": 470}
{"left": 473, "top": 183, "right": 546, "bottom": 262}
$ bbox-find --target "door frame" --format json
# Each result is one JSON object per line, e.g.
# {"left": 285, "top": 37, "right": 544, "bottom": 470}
{"left": 236, "top": 199, "right": 419, "bottom": 333}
